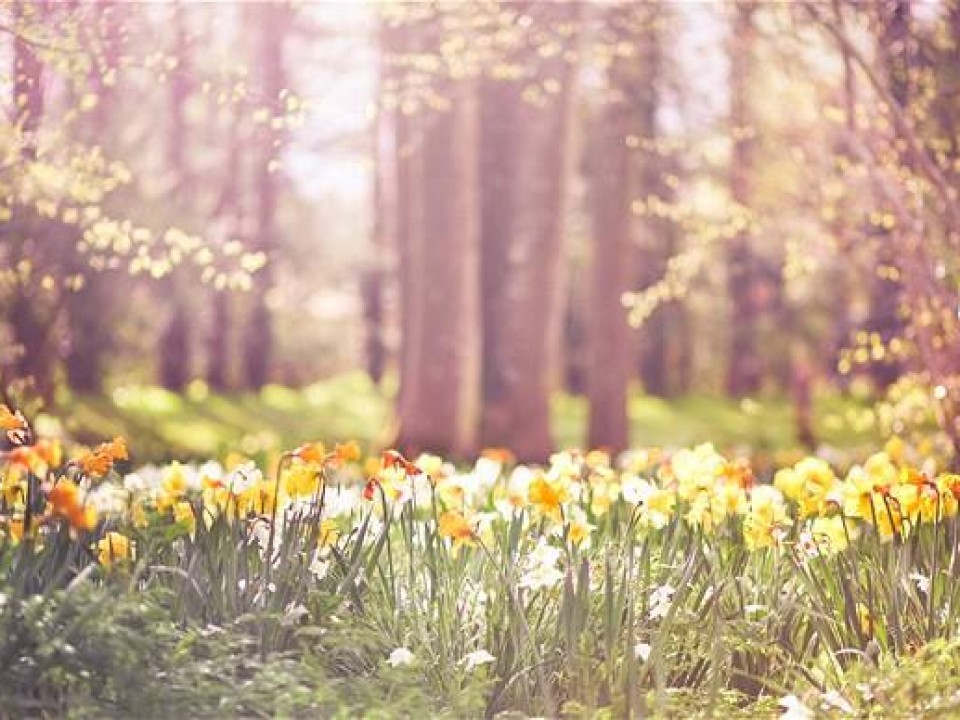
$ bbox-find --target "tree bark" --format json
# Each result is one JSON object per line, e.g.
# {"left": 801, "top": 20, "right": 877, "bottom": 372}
{"left": 363, "top": 19, "right": 392, "bottom": 385}
{"left": 586, "top": 30, "right": 633, "bottom": 453}
{"left": 6, "top": 0, "right": 57, "bottom": 403}
{"left": 479, "top": 2, "right": 580, "bottom": 461}
{"left": 863, "top": 0, "right": 909, "bottom": 390}
{"left": 241, "top": 1, "right": 289, "bottom": 390}
{"left": 393, "top": 10, "right": 481, "bottom": 458}
{"left": 159, "top": 3, "right": 193, "bottom": 392}
{"left": 207, "top": 105, "right": 244, "bottom": 391}
{"left": 65, "top": 0, "right": 121, "bottom": 394}
{"left": 725, "top": 3, "right": 763, "bottom": 396}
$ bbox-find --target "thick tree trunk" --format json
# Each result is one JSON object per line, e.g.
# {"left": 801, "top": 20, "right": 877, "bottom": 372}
{"left": 587, "top": 37, "right": 634, "bottom": 453}
{"left": 391, "top": 11, "right": 480, "bottom": 458}
{"left": 725, "top": 4, "right": 762, "bottom": 397}
{"left": 479, "top": 2, "right": 580, "bottom": 461}
{"left": 416, "top": 83, "right": 481, "bottom": 456}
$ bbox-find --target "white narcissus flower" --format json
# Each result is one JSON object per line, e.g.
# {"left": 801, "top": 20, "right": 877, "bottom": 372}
{"left": 908, "top": 571, "right": 931, "bottom": 595}
{"left": 821, "top": 690, "right": 854, "bottom": 714}
{"left": 309, "top": 554, "right": 330, "bottom": 581}
{"left": 648, "top": 584, "right": 676, "bottom": 620}
{"left": 779, "top": 694, "right": 814, "bottom": 720}
{"left": 460, "top": 649, "right": 496, "bottom": 671}
{"left": 387, "top": 647, "right": 415, "bottom": 667}
{"left": 226, "top": 461, "right": 262, "bottom": 494}
{"left": 519, "top": 540, "right": 564, "bottom": 591}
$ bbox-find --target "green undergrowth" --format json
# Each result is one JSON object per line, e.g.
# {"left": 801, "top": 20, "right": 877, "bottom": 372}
{"left": 53, "top": 372, "right": 879, "bottom": 464}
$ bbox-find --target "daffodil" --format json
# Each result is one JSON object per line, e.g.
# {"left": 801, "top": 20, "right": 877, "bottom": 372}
{"left": 438, "top": 510, "right": 475, "bottom": 551}
{"left": 743, "top": 485, "right": 791, "bottom": 551}
{"left": 97, "top": 531, "right": 134, "bottom": 567}
{"left": 528, "top": 473, "right": 570, "bottom": 521}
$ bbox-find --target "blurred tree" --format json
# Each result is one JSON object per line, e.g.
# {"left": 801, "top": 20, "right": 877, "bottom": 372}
{"left": 363, "top": 17, "right": 392, "bottom": 385}
{"left": 389, "top": 15, "right": 425, "bottom": 451}
{"left": 159, "top": 4, "right": 193, "bottom": 392}
{"left": 586, "top": 6, "right": 634, "bottom": 453}
{"left": 479, "top": 1, "right": 580, "bottom": 460}
{"left": 725, "top": 3, "right": 763, "bottom": 397}
{"left": 630, "top": 8, "right": 690, "bottom": 398}
{"left": 64, "top": 1, "right": 122, "bottom": 394}
{"left": 393, "top": 13, "right": 481, "bottom": 457}
{"left": 207, "top": 108, "right": 244, "bottom": 392}
{"left": 242, "top": 1, "right": 291, "bottom": 390}
{"left": 861, "top": 0, "right": 909, "bottom": 391}
{"left": 5, "top": 0, "right": 58, "bottom": 403}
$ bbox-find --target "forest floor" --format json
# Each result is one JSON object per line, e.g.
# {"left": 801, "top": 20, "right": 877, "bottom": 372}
{"left": 54, "top": 371, "right": 879, "bottom": 465}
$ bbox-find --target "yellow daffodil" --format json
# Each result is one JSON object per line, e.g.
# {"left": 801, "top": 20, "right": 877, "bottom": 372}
{"left": 97, "top": 531, "right": 134, "bottom": 567}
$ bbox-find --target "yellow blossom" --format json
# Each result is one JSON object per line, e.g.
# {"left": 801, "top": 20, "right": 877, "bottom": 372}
{"left": 97, "top": 531, "right": 134, "bottom": 567}
{"left": 173, "top": 501, "right": 196, "bottom": 534}
{"left": 438, "top": 510, "right": 475, "bottom": 550}
{"left": 743, "top": 486, "right": 791, "bottom": 551}
{"left": 528, "top": 473, "right": 571, "bottom": 521}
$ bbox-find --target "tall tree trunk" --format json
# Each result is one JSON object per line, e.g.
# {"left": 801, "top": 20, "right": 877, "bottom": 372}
{"left": 363, "top": 20, "right": 392, "bottom": 385}
{"left": 390, "top": 18, "right": 425, "bottom": 448}
{"left": 159, "top": 4, "right": 192, "bottom": 391}
{"left": 725, "top": 3, "right": 762, "bottom": 396}
{"left": 394, "top": 11, "right": 480, "bottom": 458}
{"left": 207, "top": 106, "right": 244, "bottom": 391}
{"left": 479, "top": 2, "right": 580, "bottom": 461}
{"left": 586, "top": 23, "right": 633, "bottom": 453}
{"left": 630, "top": 7, "right": 684, "bottom": 398}
{"left": 65, "top": 0, "right": 121, "bottom": 394}
{"left": 242, "top": 1, "right": 289, "bottom": 390}
{"left": 7, "top": 0, "right": 57, "bottom": 403}
{"left": 864, "top": 0, "right": 909, "bottom": 390}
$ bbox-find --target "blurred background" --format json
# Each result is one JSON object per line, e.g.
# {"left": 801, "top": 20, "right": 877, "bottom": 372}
{"left": 2, "top": 0, "right": 959, "bottom": 466}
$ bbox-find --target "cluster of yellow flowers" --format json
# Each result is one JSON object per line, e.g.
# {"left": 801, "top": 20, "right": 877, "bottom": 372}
{"left": 4, "top": 398, "right": 959, "bottom": 574}
{"left": 426, "top": 439, "right": 960, "bottom": 557}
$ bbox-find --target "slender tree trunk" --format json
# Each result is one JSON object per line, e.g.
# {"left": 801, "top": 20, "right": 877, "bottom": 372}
{"left": 363, "top": 20, "right": 391, "bottom": 385}
{"left": 630, "top": 7, "right": 674, "bottom": 398}
{"left": 587, "top": 26, "right": 633, "bottom": 453}
{"left": 864, "top": 0, "right": 909, "bottom": 390}
{"left": 242, "top": 1, "right": 288, "bottom": 390}
{"left": 725, "top": 4, "right": 762, "bottom": 396}
{"left": 479, "top": 2, "right": 580, "bottom": 460}
{"left": 7, "top": 0, "right": 56, "bottom": 403}
{"left": 391, "top": 18, "right": 426, "bottom": 449}
{"left": 207, "top": 107, "right": 244, "bottom": 391}
{"left": 159, "top": 4, "right": 192, "bottom": 391}
{"left": 65, "top": 0, "right": 121, "bottom": 394}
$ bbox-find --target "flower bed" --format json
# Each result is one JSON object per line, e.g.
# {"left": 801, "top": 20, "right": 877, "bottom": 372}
{"left": 3, "top": 404, "right": 960, "bottom": 717}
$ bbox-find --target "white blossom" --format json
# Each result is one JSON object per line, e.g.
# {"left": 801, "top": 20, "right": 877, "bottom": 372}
{"left": 309, "top": 554, "right": 330, "bottom": 581}
{"left": 387, "top": 647, "right": 415, "bottom": 667}
{"left": 648, "top": 584, "right": 676, "bottom": 620}
{"left": 519, "top": 541, "right": 565, "bottom": 591}
{"left": 909, "top": 571, "right": 931, "bottom": 595}
{"left": 460, "top": 649, "right": 496, "bottom": 672}
{"left": 779, "top": 694, "right": 814, "bottom": 720}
